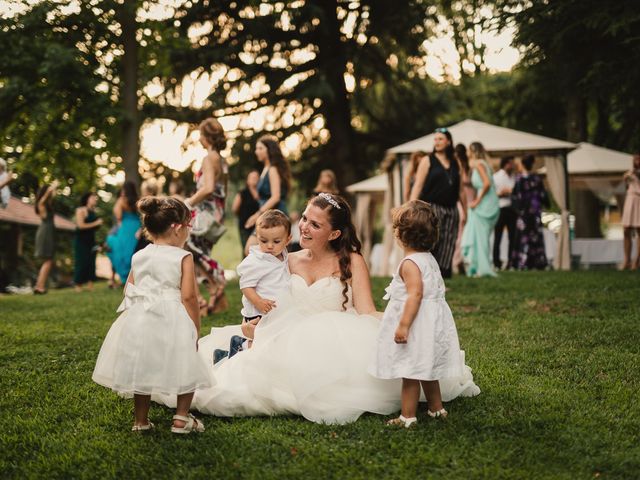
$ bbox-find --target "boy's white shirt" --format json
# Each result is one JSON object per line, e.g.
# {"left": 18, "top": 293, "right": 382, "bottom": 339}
{"left": 237, "top": 245, "right": 290, "bottom": 318}
{"left": 493, "top": 169, "right": 515, "bottom": 208}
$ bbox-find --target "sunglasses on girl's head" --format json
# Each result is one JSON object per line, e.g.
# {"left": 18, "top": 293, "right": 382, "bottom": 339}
{"left": 434, "top": 127, "right": 449, "bottom": 133}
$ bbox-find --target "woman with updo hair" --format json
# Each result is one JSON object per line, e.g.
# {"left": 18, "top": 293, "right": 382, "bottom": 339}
{"left": 184, "top": 117, "right": 230, "bottom": 314}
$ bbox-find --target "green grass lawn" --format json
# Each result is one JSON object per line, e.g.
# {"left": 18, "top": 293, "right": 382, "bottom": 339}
{"left": 1, "top": 271, "right": 639, "bottom": 479}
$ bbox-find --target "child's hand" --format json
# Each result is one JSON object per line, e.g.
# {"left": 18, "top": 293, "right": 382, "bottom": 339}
{"left": 394, "top": 325, "right": 409, "bottom": 344}
{"left": 255, "top": 298, "right": 276, "bottom": 314}
{"left": 241, "top": 318, "right": 260, "bottom": 339}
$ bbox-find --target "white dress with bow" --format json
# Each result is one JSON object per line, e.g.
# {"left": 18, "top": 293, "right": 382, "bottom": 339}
{"left": 93, "top": 244, "right": 212, "bottom": 397}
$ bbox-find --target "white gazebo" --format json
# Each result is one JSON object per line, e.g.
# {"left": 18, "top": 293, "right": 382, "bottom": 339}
{"left": 567, "top": 142, "right": 633, "bottom": 203}
{"left": 345, "top": 174, "right": 387, "bottom": 270}
{"left": 353, "top": 119, "right": 578, "bottom": 275}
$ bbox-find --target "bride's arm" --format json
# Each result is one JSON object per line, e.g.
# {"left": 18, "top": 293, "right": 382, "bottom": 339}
{"left": 350, "top": 253, "right": 378, "bottom": 316}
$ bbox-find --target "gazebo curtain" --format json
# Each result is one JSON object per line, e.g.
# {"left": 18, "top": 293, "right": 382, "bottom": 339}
{"left": 544, "top": 156, "right": 571, "bottom": 270}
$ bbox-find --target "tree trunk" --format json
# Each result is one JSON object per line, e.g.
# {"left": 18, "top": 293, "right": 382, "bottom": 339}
{"left": 566, "top": 93, "right": 601, "bottom": 237}
{"left": 120, "top": 2, "right": 140, "bottom": 187}
{"left": 317, "top": 0, "right": 358, "bottom": 188}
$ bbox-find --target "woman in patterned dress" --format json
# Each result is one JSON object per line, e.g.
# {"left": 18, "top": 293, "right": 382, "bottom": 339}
{"left": 184, "top": 118, "right": 229, "bottom": 314}
{"left": 510, "top": 155, "right": 550, "bottom": 270}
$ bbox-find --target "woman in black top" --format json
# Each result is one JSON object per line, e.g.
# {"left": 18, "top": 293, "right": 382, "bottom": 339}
{"left": 232, "top": 170, "right": 260, "bottom": 258}
{"left": 74, "top": 192, "right": 103, "bottom": 291}
{"left": 409, "top": 128, "right": 467, "bottom": 278}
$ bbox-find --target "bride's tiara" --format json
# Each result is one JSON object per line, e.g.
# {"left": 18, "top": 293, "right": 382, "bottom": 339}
{"left": 318, "top": 192, "right": 341, "bottom": 209}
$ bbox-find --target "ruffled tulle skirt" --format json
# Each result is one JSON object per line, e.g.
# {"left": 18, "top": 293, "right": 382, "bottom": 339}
{"left": 93, "top": 300, "right": 212, "bottom": 397}
{"left": 153, "top": 293, "right": 480, "bottom": 424}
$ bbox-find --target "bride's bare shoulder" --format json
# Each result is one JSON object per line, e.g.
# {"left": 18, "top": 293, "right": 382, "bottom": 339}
{"left": 288, "top": 249, "right": 309, "bottom": 271}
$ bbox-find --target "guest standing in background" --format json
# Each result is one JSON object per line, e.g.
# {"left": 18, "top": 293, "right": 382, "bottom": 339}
{"left": 452, "top": 144, "right": 473, "bottom": 274}
{"left": 184, "top": 117, "right": 230, "bottom": 314}
{"left": 621, "top": 153, "right": 640, "bottom": 270}
{"left": 493, "top": 156, "right": 517, "bottom": 270}
{"left": 33, "top": 180, "right": 59, "bottom": 294}
{"left": 106, "top": 181, "right": 141, "bottom": 284}
{"left": 232, "top": 170, "right": 260, "bottom": 258}
{"left": 73, "top": 192, "right": 103, "bottom": 292}
{"left": 403, "top": 151, "right": 426, "bottom": 203}
{"left": 169, "top": 178, "right": 186, "bottom": 201}
{"left": 244, "top": 135, "right": 291, "bottom": 254}
{"left": 134, "top": 179, "right": 158, "bottom": 252}
{"left": 460, "top": 142, "right": 500, "bottom": 277}
{"left": 0, "top": 158, "right": 13, "bottom": 208}
{"left": 288, "top": 210, "right": 302, "bottom": 252}
{"left": 409, "top": 128, "right": 466, "bottom": 279}
{"left": 312, "top": 169, "right": 340, "bottom": 196}
{"left": 511, "top": 155, "right": 549, "bottom": 270}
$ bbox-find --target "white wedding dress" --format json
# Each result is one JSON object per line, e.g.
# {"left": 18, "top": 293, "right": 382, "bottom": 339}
{"left": 154, "top": 274, "right": 480, "bottom": 424}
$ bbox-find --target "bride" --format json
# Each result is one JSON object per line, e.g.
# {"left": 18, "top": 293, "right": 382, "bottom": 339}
{"left": 155, "top": 193, "right": 479, "bottom": 424}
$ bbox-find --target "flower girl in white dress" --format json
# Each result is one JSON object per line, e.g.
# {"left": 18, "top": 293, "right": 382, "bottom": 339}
{"left": 370, "top": 200, "right": 471, "bottom": 427}
{"left": 93, "top": 197, "right": 211, "bottom": 433}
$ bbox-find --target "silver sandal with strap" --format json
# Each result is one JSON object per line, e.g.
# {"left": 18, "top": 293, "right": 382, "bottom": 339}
{"left": 386, "top": 415, "right": 418, "bottom": 428}
{"left": 427, "top": 408, "right": 448, "bottom": 419}
{"left": 171, "top": 414, "right": 205, "bottom": 434}
{"left": 131, "top": 421, "right": 154, "bottom": 432}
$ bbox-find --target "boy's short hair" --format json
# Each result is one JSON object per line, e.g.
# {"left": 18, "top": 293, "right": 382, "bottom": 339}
{"left": 256, "top": 209, "right": 291, "bottom": 235}
{"left": 392, "top": 200, "right": 439, "bottom": 252}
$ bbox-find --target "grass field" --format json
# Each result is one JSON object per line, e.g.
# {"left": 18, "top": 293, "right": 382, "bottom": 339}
{"left": 1, "top": 271, "right": 639, "bottom": 479}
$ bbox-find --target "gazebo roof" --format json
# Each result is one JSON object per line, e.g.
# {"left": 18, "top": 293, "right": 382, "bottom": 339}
{"left": 0, "top": 196, "right": 76, "bottom": 230}
{"left": 568, "top": 142, "right": 633, "bottom": 175}
{"left": 345, "top": 173, "right": 387, "bottom": 193}
{"left": 388, "top": 119, "right": 577, "bottom": 156}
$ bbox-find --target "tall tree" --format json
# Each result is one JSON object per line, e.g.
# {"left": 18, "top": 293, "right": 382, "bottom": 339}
{"left": 0, "top": 0, "right": 159, "bottom": 191}
{"left": 144, "top": 0, "right": 438, "bottom": 187}
{"left": 497, "top": 0, "right": 640, "bottom": 237}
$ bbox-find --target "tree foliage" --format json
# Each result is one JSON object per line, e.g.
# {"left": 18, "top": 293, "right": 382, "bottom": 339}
{"left": 1, "top": 0, "right": 639, "bottom": 201}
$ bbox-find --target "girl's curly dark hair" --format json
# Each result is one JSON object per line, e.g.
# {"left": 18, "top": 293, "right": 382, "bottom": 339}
{"left": 392, "top": 200, "right": 439, "bottom": 252}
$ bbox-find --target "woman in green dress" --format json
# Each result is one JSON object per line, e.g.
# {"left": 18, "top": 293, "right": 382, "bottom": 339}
{"left": 34, "top": 181, "right": 59, "bottom": 294}
{"left": 461, "top": 142, "right": 500, "bottom": 277}
{"left": 74, "top": 192, "right": 103, "bottom": 291}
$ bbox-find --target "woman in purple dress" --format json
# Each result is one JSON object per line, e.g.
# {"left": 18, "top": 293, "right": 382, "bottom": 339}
{"left": 510, "top": 155, "right": 550, "bottom": 270}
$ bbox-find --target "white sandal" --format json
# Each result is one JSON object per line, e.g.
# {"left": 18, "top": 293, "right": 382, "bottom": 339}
{"left": 386, "top": 415, "right": 417, "bottom": 428}
{"left": 131, "top": 421, "right": 154, "bottom": 432}
{"left": 171, "top": 414, "right": 205, "bottom": 434}
{"left": 427, "top": 408, "right": 448, "bottom": 419}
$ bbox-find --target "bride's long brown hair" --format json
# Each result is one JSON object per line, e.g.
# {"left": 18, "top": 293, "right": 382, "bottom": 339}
{"left": 309, "top": 193, "right": 361, "bottom": 310}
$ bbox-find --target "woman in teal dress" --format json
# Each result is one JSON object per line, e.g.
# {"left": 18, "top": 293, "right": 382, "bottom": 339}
{"left": 461, "top": 142, "right": 500, "bottom": 277}
{"left": 106, "top": 181, "right": 140, "bottom": 283}
{"left": 243, "top": 135, "right": 291, "bottom": 254}
{"left": 74, "top": 192, "right": 103, "bottom": 291}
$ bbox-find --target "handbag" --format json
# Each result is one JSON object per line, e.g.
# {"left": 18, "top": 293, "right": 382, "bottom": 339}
{"left": 191, "top": 204, "right": 227, "bottom": 244}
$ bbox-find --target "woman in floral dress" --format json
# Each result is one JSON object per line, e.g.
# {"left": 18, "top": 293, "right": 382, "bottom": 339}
{"left": 511, "top": 155, "right": 550, "bottom": 270}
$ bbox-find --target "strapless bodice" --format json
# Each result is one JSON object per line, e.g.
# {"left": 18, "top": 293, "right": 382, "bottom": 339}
{"left": 290, "top": 274, "right": 353, "bottom": 313}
